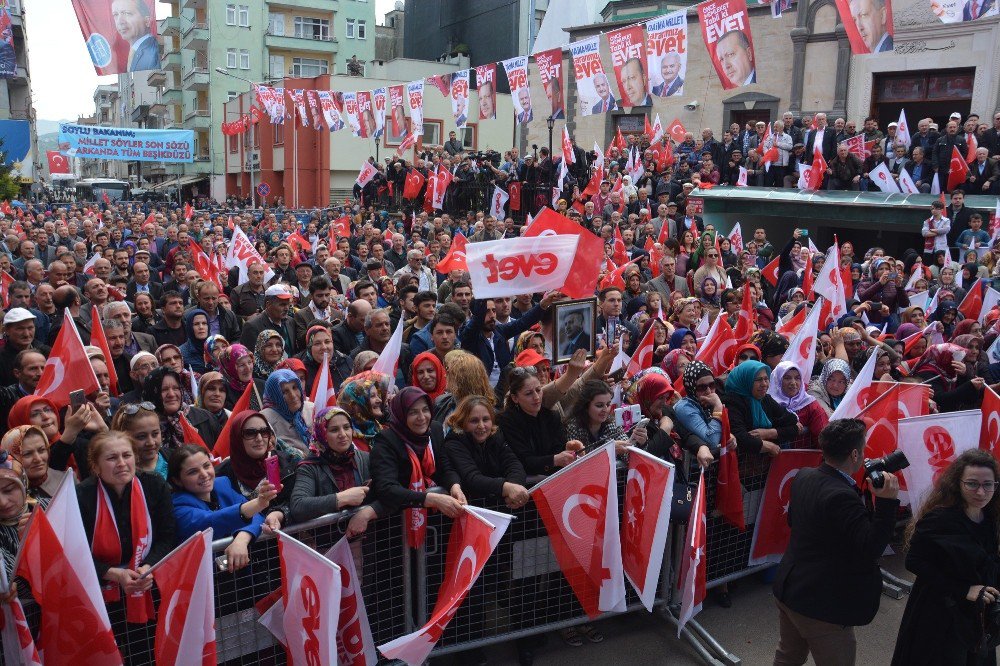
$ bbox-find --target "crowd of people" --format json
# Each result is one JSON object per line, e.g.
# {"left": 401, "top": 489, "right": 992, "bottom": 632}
{"left": 0, "top": 107, "right": 998, "bottom": 665}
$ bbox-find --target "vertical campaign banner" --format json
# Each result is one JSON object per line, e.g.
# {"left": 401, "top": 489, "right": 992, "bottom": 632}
{"left": 288, "top": 89, "right": 308, "bottom": 126}
{"left": 356, "top": 91, "right": 375, "bottom": 138}
{"left": 388, "top": 84, "right": 408, "bottom": 139}
{"left": 534, "top": 48, "right": 565, "bottom": 120}
{"left": 475, "top": 63, "right": 498, "bottom": 120}
{"left": 305, "top": 90, "right": 323, "bottom": 130}
{"left": 407, "top": 80, "right": 425, "bottom": 135}
{"left": 837, "top": 0, "right": 895, "bottom": 53}
{"left": 372, "top": 87, "right": 387, "bottom": 138}
{"left": 934, "top": 0, "right": 997, "bottom": 22}
{"left": 451, "top": 70, "right": 470, "bottom": 129}
{"left": 0, "top": 6, "right": 16, "bottom": 79}
{"left": 71, "top": 0, "right": 160, "bottom": 75}
{"left": 271, "top": 87, "right": 287, "bottom": 124}
{"left": 343, "top": 92, "right": 362, "bottom": 136}
{"left": 570, "top": 36, "right": 615, "bottom": 116}
{"left": 646, "top": 11, "right": 688, "bottom": 98}
{"left": 317, "top": 91, "right": 345, "bottom": 132}
{"left": 502, "top": 57, "right": 532, "bottom": 124}
{"left": 607, "top": 25, "right": 650, "bottom": 107}
{"left": 698, "top": 0, "right": 757, "bottom": 90}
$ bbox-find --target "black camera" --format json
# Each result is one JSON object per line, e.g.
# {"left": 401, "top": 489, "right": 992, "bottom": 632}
{"left": 864, "top": 450, "right": 910, "bottom": 489}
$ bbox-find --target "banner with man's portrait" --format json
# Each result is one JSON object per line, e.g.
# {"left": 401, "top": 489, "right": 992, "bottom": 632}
{"left": 570, "top": 36, "right": 614, "bottom": 117}
{"left": 534, "top": 48, "right": 565, "bottom": 121}
{"left": 607, "top": 25, "right": 649, "bottom": 107}
{"left": 698, "top": 0, "right": 757, "bottom": 90}
{"left": 836, "top": 0, "right": 895, "bottom": 53}
{"left": 475, "top": 63, "right": 497, "bottom": 120}
{"left": 450, "top": 70, "right": 470, "bottom": 130}
{"left": 502, "top": 57, "right": 532, "bottom": 124}
{"left": 645, "top": 11, "right": 688, "bottom": 99}
{"left": 71, "top": 0, "right": 161, "bottom": 75}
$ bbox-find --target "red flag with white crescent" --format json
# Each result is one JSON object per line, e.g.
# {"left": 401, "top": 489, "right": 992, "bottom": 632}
{"left": 776, "top": 304, "right": 808, "bottom": 336}
{"left": 625, "top": 320, "right": 657, "bottom": 377}
{"left": 151, "top": 530, "right": 216, "bottom": 666}
{"left": 733, "top": 281, "right": 755, "bottom": 345}
{"left": 773, "top": 299, "right": 823, "bottom": 384}
{"left": 35, "top": 312, "right": 100, "bottom": 408}
{"left": 277, "top": 531, "right": 342, "bottom": 666}
{"left": 747, "top": 449, "right": 823, "bottom": 566}
{"left": 900, "top": 410, "right": 981, "bottom": 513}
{"left": 622, "top": 447, "right": 675, "bottom": 612}
{"left": 436, "top": 232, "right": 468, "bottom": 274}
{"left": 47, "top": 150, "right": 70, "bottom": 175}
{"left": 694, "top": 314, "right": 737, "bottom": 375}
{"left": 523, "top": 208, "right": 604, "bottom": 300}
{"left": 981, "top": 386, "right": 1000, "bottom": 458}
{"left": 716, "top": 409, "right": 744, "bottom": 530}
{"left": 402, "top": 169, "right": 425, "bottom": 200}
{"left": 762, "top": 255, "right": 781, "bottom": 286}
{"left": 947, "top": 145, "right": 971, "bottom": 191}
{"left": 676, "top": 469, "right": 706, "bottom": 636}
{"left": 667, "top": 117, "right": 687, "bottom": 143}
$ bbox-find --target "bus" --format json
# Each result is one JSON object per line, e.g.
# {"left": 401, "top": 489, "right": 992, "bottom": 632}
{"left": 75, "top": 178, "right": 131, "bottom": 202}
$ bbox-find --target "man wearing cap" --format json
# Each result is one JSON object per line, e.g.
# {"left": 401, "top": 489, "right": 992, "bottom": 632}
{"left": 933, "top": 120, "right": 968, "bottom": 192}
{"left": 119, "top": 351, "right": 158, "bottom": 404}
{"left": 240, "top": 284, "right": 296, "bottom": 355}
{"left": 0, "top": 308, "right": 50, "bottom": 387}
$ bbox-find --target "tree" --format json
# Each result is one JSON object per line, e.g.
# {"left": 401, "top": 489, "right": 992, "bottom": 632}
{"left": 0, "top": 137, "right": 23, "bottom": 201}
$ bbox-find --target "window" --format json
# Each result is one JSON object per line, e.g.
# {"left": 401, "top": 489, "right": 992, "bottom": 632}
{"left": 226, "top": 4, "right": 236, "bottom": 25}
{"left": 238, "top": 5, "right": 249, "bottom": 27}
{"left": 291, "top": 57, "right": 328, "bottom": 77}
{"left": 274, "top": 122, "right": 284, "bottom": 145}
{"left": 269, "top": 55, "right": 285, "bottom": 79}
{"left": 457, "top": 126, "right": 475, "bottom": 149}
{"left": 240, "top": 49, "right": 250, "bottom": 70}
{"left": 226, "top": 48, "right": 237, "bottom": 69}
{"left": 268, "top": 13, "right": 285, "bottom": 36}
{"left": 294, "top": 17, "right": 330, "bottom": 40}
{"left": 227, "top": 91, "right": 239, "bottom": 101}
{"left": 357, "top": 20, "right": 366, "bottom": 39}
{"left": 346, "top": 18, "right": 355, "bottom": 38}
{"left": 229, "top": 134, "right": 238, "bottom": 153}
{"left": 421, "top": 122, "right": 441, "bottom": 146}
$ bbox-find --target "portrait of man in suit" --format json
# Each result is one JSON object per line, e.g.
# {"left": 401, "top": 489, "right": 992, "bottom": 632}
{"left": 652, "top": 52, "right": 684, "bottom": 97}
{"left": 516, "top": 87, "right": 533, "bottom": 124}
{"left": 591, "top": 73, "right": 618, "bottom": 114}
{"left": 112, "top": 0, "right": 160, "bottom": 72}
{"left": 962, "top": 0, "right": 995, "bottom": 20}
{"left": 716, "top": 30, "right": 755, "bottom": 87}
{"left": 453, "top": 96, "right": 467, "bottom": 128}
{"left": 546, "top": 77, "right": 565, "bottom": 120}
{"left": 559, "top": 309, "right": 592, "bottom": 359}
{"left": 850, "top": 0, "right": 893, "bottom": 52}
{"left": 329, "top": 106, "right": 345, "bottom": 132}
{"left": 620, "top": 57, "right": 652, "bottom": 107}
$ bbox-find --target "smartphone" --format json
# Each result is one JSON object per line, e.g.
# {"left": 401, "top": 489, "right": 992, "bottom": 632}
{"left": 69, "top": 390, "right": 86, "bottom": 410}
{"left": 889, "top": 272, "right": 898, "bottom": 280}
{"left": 214, "top": 554, "right": 229, "bottom": 572}
{"left": 264, "top": 454, "right": 282, "bottom": 491}
{"left": 800, "top": 229, "right": 809, "bottom": 238}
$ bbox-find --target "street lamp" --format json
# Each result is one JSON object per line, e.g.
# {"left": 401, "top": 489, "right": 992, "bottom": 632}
{"left": 546, "top": 116, "right": 554, "bottom": 157}
{"left": 216, "top": 67, "right": 258, "bottom": 208}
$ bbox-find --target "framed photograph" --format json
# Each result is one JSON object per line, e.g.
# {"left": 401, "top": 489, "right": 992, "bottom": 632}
{"left": 553, "top": 297, "right": 597, "bottom": 364}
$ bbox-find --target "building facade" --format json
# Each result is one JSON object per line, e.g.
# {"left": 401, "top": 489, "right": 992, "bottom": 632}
{"left": 0, "top": 0, "right": 38, "bottom": 191}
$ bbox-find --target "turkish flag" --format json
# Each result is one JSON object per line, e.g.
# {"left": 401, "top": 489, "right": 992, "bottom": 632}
{"left": 760, "top": 143, "right": 779, "bottom": 167}
{"left": 694, "top": 314, "right": 737, "bottom": 375}
{"left": 403, "top": 169, "right": 425, "bottom": 200}
{"left": 508, "top": 180, "right": 522, "bottom": 211}
{"left": 622, "top": 447, "right": 675, "bottom": 612}
{"left": 625, "top": 319, "right": 658, "bottom": 377}
{"left": 35, "top": 312, "right": 100, "bottom": 408}
{"left": 329, "top": 215, "right": 351, "bottom": 243}
{"left": 648, "top": 240, "right": 664, "bottom": 278}
{"left": 432, "top": 168, "right": 453, "bottom": 210}
{"left": 667, "top": 118, "right": 687, "bottom": 143}
{"left": 531, "top": 444, "right": 626, "bottom": 619}
{"left": 947, "top": 145, "right": 970, "bottom": 191}
{"left": 436, "top": 232, "right": 468, "bottom": 274}
{"left": 184, "top": 203, "right": 194, "bottom": 221}
{"left": 613, "top": 225, "right": 629, "bottom": 265}
{"left": 807, "top": 145, "right": 827, "bottom": 191}
{"left": 16, "top": 474, "right": 122, "bottom": 665}
{"left": 599, "top": 259, "right": 634, "bottom": 291}
{"left": 676, "top": 469, "right": 706, "bottom": 636}
{"left": 287, "top": 230, "right": 312, "bottom": 255}
{"left": 309, "top": 352, "right": 337, "bottom": 412}
{"left": 379, "top": 508, "right": 511, "bottom": 665}
{"left": 213, "top": 382, "right": 255, "bottom": 458}
{"left": 278, "top": 532, "right": 343, "bottom": 666}
{"left": 958, "top": 279, "right": 984, "bottom": 321}
{"left": 801, "top": 254, "right": 814, "bottom": 299}
{"left": 47, "top": 150, "right": 70, "bottom": 174}
{"left": 775, "top": 300, "right": 823, "bottom": 386}
{"left": 830, "top": 347, "right": 879, "bottom": 420}
{"left": 776, "top": 305, "right": 807, "bottom": 336}
{"left": 856, "top": 383, "right": 928, "bottom": 494}
{"left": 562, "top": 126, "right": 575, "bottom": 164}
{"left": 716, "top": 410, "right": 744, "bottom": 531}
{"left": 733, "top": 282, "right": 755, "bottom": 345}
{"left": 152, "top": 530, "right": 217, "bottom": 666}
{"left": 523, "top": 208, "right": 604, "bottom": 299}
{"left": 900, "top": 410, "right": 981, "bottom": 513}
{"left": 0, "top": 558, "right": 41, "bottom": 666}
{"left": 762, "top": 255, "right": 781, "bottom": 286}
{"left": 89, "top": 306, "right": 119, "bottom": 396}
{"left": 582, "top": 166, "right": 604, "bottom": 198}
{"left": 748, "top": 449, "right": 823, "bottom": 565}
{"left": 179, "top": 413, "right": 215, "bottom": 459}
{"left": 967, "top": 133, "right": 979, "bottom": 163}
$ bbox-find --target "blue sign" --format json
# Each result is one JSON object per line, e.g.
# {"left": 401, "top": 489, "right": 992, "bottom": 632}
{"left": 0, "top": 119, "right": 33, "bottom": 183}
{"left": 257, "top": 182, "right": 270, "bottom": 197}
{"left": 58, "top": 123, "right": 195, "bottom": 163}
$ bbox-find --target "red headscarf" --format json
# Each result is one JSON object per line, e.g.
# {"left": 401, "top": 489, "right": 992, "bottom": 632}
{"left": 410, "top": 352, "right": 447, "bottom": 401}
{"left": 9, "top": 396, "right": 60, "bottom": 443}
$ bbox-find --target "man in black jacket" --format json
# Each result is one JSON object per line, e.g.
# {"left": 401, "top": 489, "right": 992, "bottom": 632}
{"left": 772, "top": 418, "right": 899, "bottom": 665}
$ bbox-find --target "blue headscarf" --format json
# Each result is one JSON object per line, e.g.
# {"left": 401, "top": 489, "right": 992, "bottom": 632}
{"left": 669, "top": 327, "right": 694, "bottom": 351}
{"left": 725, "top": 360, "right": 773, "bottom": 429}
{"left": 263, "top": 369, "right": 311, "bottom": 445}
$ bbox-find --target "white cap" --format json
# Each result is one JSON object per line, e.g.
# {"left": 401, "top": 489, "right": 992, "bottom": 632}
{"left": 950, "top": 112, "right": 962, "bottom": 120}
{"left": 130, "top": 351, "right": 157, "bottom": 371}
{"left": 3, "top": 308, "right": 35, "bottom": 326}
{"left": 264, "top": 284, "right": 293, "bottom": 300}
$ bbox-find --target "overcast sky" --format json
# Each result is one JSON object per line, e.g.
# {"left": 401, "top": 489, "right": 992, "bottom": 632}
{"left": 27, "top": 0, "right": 397, "bottom": 122}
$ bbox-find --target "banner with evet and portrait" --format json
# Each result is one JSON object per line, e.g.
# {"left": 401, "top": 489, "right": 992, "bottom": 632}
{"left": 71, "top": 0, "right": 161, "bottom": 75}
{"left": 450, "top": 70, "right": 470, "bottom": 129}
{"left": 534, "top": 48, "right": 565, "bottom": 120}
{"left": 475, "top": 63, "right": 498, "bottom": 120}
{"left": 607, "top": 25, "right": 649, "bottom": 107}
{"left": 646, "top": 11, "right": 688, "bottom": 99}
{"left": 502, "top": 57, "right": 532, "bottom": 124}
{"left": 570, "top": 36, "right": 614, "bottom": 117}
{"left": 698, "top": 0, "right": 757, "bottom": 90}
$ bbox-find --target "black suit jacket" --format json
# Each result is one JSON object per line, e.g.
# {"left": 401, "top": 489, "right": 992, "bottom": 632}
{"left": 126, "top": 280, "right": 163, "bottom": 303}
{"left": 803, "top": 128, "right": 837, "bottom": 163}
{"left": 773, "top": 464, "right": 899, "bottom": 626}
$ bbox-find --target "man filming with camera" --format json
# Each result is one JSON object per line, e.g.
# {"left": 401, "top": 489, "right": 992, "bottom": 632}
{"left": 772, "top": 418, "right": 901, "bottom": 666}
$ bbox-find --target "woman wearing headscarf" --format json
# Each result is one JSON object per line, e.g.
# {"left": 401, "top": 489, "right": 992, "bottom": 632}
{"left": 142, "top": 367, "right": 221, "bottom": 456}
{"left": 298, "top": 325, "right": 353, "bottom": 398}
{"left": 661, "top": 348, "right": 693, "bottom": 383}
{"left": 411, "top": 351, "right": 447, "bottom": 402}
{"left": 11, "top": 393, "right": 106, "bottom": 478}
{"left": 0, "top": 456, "right": 31, "bottom": 582}
{"left": 337, "top": 371, "right": 391, "bottom": 452}
{"left": 289, "top": 407, "right": 383, "bottom": 535}
{"left": 671, "top": 361, "right": 729, "bottom": 468}
{"left": 197, "top": 371, "right": 231, "bottom": 426}
{"left": 931, "top": 264, "right": 966, "bottom": 302}
{"left": 930, "top": 300, "right": 960, "bottom": 340}
{"left": 857, "top": 258, "right": 910, "bottom": 331}
{"left": 218, "top": 344, "right": 255, "bottom": 409}
{"left": 179, "top": 309, "right": 211, "bottom": 374}
{"left": 253, "top": 329, "right": 287, "bottom": 380}
{"left": 911, "top": 343, "right": 985, "bottom": 412}
{"left": 0, "top": 425, "right": 68, "bottom": 509}
{"left": 724, "top": 360, "right": 800, "bottom": 457}
{"left": 370, "top": 387, "right": 466, "bottom": 544}
{"left": 155, "top": 343, "right": 200, "bottom": 405}
{"left": 669, "top": 327, "right": 698, "bottom": 354}
{"left": 513, "top": 330, "right": 546, "bottom": 358}
{"left": 260, "top": 369, "right": 313, "bottom": 456}
{"left": 203, "top": 334, "right": 229, "bottom": 372}
{"left": 768, "top": 361, "right": 828, "bottom": 449}
{"left": 808, "top": 358, "right": 854, "bottom": 415}
{"left": 215, "top": 411, "right": 296, "bottom": 531}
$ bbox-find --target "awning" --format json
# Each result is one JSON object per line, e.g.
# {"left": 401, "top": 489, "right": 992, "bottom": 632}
{"left": 150, "top": 174, "right": 208, "bottom": 190}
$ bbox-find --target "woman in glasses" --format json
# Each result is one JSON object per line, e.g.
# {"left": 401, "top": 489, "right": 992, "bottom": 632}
{"left": 111, "top": 402, "right": 168, "bottom": 479}
{"left": 672, "top": 362, "right": 728, "bottom": 469}
{"left": 891, "top": 450, "right": 1000, "bottom": 666}
{"left": 724, "top": 361, "right": 800, "bottom": 458}
{"left": 218, "top": 344, "right": 255, "bottom": 409}
{"left": 260, "top": 369, "right": 312, "bottom": 457}
{"left": 143, "top": 367, "right": 221, "bottom": 456}
{"left": 0, "top": 425, "right": 68, "bottom": 509}
{"left": 11, "top": 394, "right": 107, "bottom": 479}
{"left": 215, "top": 411, "right": 294, "bottom": 533}
{"left": 170, "top": 444, "right": 277, "bottom": 572}
{"left": 565, "top": 380, "right": 647, "bottom": 456}
{"left": 767, "top": 362, "right": 827, "bottom": 450}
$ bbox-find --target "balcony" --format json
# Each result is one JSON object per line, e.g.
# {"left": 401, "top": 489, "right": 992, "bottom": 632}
{"left": 182, "top": 0, "right": 205, "bottom": 8}
{"left": 163, "top": 50, "right": 182, "bottom": 71}
{"left": 265, "top": 30, "right": 338, "bottom": 55}
{"left": 157, "top": 16, "right": 182, "bottom": 37}
{"left": 266, "top": 0, "right": 338, "bottom": 10}
{"left": 147, "top": 69, "right": 167, "bottom": 87}
{"left": 182, "top": 66, "right": 210, "bottom": 90}
{"left": 162, "top": 88, "right": 184, "bottom": 108}
{"left": 181, "top": 22, "right": 209, "bottom": 50}
{"left": 184, "top": 109, "right": 211, "bottom": 130}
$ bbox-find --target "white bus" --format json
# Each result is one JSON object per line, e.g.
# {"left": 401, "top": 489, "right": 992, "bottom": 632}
{"left": 75, "top": 178, "right": 131, "bottom": 202}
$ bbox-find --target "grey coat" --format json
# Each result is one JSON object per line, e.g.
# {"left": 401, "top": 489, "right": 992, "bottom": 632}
{"left": 289, "top": 448, "right": 384, "bottom": 523}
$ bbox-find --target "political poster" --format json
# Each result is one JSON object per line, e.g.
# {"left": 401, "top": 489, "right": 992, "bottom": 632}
{"left": 342, "top": 92, "right": 362, "bottom": 136}
{"left": 475, "top": 63, "right": 498, "bottom": 120}
{"left": 502, "top": 57, "right": 532, "bottom": 124}
{"left": 316, "top": 91, "right": 345, "bottom": 132}
{"left": 534, "top": 47, "right": 566, "bottom": 120}
{"left": 388, "top": 84, "right": 408, "bottom": 139}
{"left": 698, "top": 0, "right": 757, "bottom": 90}
{"left": 933, "top": 0, "right": 998, "bottom": 22}
{"left": 356, "top": 91, "right": 376, "bottom": 138}
{"left": 570, "top": 36, "right": 615, "bottom": 116}
{"left": 607, "top": 25, "right": 650, "bottom": 107}
{"left": 646, "top": 11, "right": 688, "bottom": 98}
{"left": 451, "top": 70, "right": 471, "bottom": 129}
{"left": 0, "top": 120, "right": 33, "bottom": 183}
{"left": 372, "top": 87, "right": 387, "bottom": 138}
{"left": 836, "top": 0, "right": 895, "bottom": 53}
{"left": 0, "top": 6, "right": 15, "bottom": 78}
{"left": 71, "top": 0, "right": 160, "bottom": 75}
{"left": 58, "top": 122, "right": 194, "bottom": 163}
{"left": 407, "top": 80, "right": 425, "bottom": 136}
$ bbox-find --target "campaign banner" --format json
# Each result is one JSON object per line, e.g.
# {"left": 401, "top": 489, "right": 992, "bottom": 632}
{"left": 475, "top": 63, "right": 498, "bottom": 120}
{"left": 0, "top": 120, "right": 32, "bottom": 183}
{"left": 837, "top": 0, "right": 895, "bottom": 53}
{"left": 571, "top": 36, "right": 615, "bottom": 116}
{"left": 501, "top": 57, "right": 532, "bottom": 124}
{"left": 698, "top": 0, "right": 757, "bottom": 90}
{"left": 271, "top": 87, "right": 286, "bottom": 124}
{"left": 71, "top": 0, "right": 160, "bottom": 75}
{"left": 356, "top": 91, "right": 376, "bottom": 138}
{"left": 646, "top": 11, "right": 688, "bottom": 98}
{"left": 934, "top": 0, "right": 998, "bottom": 22}
{"left": 607, "top": 25, "right": 649, "bottom": 107}
{"left": 451, "top": 70, "right": 470, "bottom": 129}
{"left": 900, "top": 410, "right": 981, "bottom": 513}
{"left": 388, "top": 84, "right": 408, "bottom": 139}
{"left": 466, "top": 235, "right": 580, "bottom": 299}
{"left": 534, "top": 47, "right": 565, "bottom": 120}
{"left": 58, "top": 123, "right": 193, "bottom": 163}
{"left": 343, "top": 92, "right": 363, "bottom": 136}
{"left": 254, "top": 84, "right": 286, "bottom": 125}
{"left": 407, "top": 80, "right": 425, "bottom": 135}
{"left": 317, "top": 91, "right": 345, "bottom": 132}
{"left": 0, "top": 6, "right": 15, "bottom": 78}
{"left": 305, "top": 90, "right": 323, "bottom": 131}
{"left": 372, "top": 87, "right": 387, "bottom": 138}
{"left": 288, "top": 89, "right": 308, "bottom": 126}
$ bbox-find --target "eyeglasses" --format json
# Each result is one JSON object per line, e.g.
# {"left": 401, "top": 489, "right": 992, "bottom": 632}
{"left": 962, "top": 480, "right": 998, "bottom": 492}
{"left": 121, "top": 401, "right": 156, "bottom": 415}
{"left": 510, "top": 366, "right": 538, "bottom": 378}
{"left": 693, "top": 381, "right": 715, "bottom": 394}
{"left": 243, "top": 426, "right": 273, "bottom": 440}
{"left": 706, "top": 253, "right": 719, "bottom": 258}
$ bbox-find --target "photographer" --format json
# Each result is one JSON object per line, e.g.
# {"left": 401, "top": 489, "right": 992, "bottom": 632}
{"left": 772, "top": 418, "right": 900, "bottom": 665}
{"left": 892, "top": 449, "right": 1000, "bottom": 666}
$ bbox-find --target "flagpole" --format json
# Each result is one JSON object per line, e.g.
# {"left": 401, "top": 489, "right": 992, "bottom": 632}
{"left": 294, "top": 118, "right": 300, "bottom": 208}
